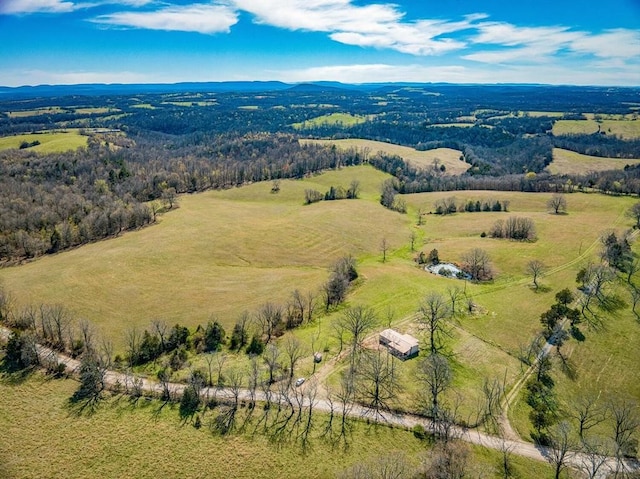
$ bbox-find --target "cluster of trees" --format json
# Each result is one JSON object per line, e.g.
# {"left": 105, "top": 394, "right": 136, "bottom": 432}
{"left": 379, "top": 179, "right": 406, "bottom": 213}
{"left": 303, "top": 179, "right": 360, "bottom": 205}
{"left": 19, "top": 140, "right": 40, "bottom": 149}
{"left": 433, "top": 196, "right": 511, "bottom": 215}
{"left": 490, "top": 216, "right": 536, "bottom": 241}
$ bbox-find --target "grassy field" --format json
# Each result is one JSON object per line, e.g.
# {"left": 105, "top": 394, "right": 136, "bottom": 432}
{"left": 0, "top": 129, "right": 88, "bottom": 153}
{"left": 0, "top": 370, "right": 558, "bottom": 479}
{"left": 1, "top": 166, "right": 638, "bottom": 449}
{"left": 292, "top": 113, "right": 371, "bottom": 129}
{"left": 552, "top": 119, "right": 640, "bottom": 139}
{"left": 0, "top": 165, "right": 408, "bottom": 350}
{"left": 303, "top": 138, "right": 470, "bottom": 175}
{"left": 546, "top": 148, "right": 640, "bottom": 175}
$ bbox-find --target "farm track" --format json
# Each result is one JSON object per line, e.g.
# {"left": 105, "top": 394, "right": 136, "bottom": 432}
{"left": 1, "top": 324, "right": 637, "bottom": 478}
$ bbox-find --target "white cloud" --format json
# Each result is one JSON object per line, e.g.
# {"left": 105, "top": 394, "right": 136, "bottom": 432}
{"left": 570, "top": 29, "right": 640, "bottom": 59}
{"left": 231, "top": 0, "right": 402, "bottom": 33}
{"left": 232, "top": 0, "right": 482, "bottom": 56}
{"left": 92, "top": 3, "right": 238, "bottom": 34}
{"left": 276, "top": 63, "right": 471, "bottom": 84}
{"left": 467, "top": 22, "right": 640, "bottom": 66}
{"left": 0, "top": 0, "right": 77, "bottom": 14}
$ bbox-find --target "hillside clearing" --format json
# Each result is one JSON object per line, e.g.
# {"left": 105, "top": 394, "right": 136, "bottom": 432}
{"left": 0, "top": 129, "right": 88, "bottom": 153}
{"left": 546, "top": 147, "right": 640, "bottom": 175}
{"left": 302, "top": 138, "right": 470, "bottom": 175}
{"left": 552, "top": 118, "right": 640, "bottom": 139}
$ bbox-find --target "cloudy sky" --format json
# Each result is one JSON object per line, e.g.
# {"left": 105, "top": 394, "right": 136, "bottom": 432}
{"left": 1, "top": 0, "right": 639, "bottom": 87}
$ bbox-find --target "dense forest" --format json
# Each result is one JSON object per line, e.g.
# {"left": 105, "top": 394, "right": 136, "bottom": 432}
{"left": 1, "top": 83, "right": 640, "bottom": 263}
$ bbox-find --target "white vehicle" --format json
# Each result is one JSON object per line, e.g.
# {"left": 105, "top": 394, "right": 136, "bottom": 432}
{"left": 295, "top": 377, "right": 305, "bottom": 387}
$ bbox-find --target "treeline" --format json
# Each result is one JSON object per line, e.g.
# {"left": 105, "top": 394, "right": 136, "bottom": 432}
{"left": 0, "top": 133, "right": 369, "bottom": 263}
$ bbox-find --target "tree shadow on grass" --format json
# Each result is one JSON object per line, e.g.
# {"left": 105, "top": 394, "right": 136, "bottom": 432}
{"left": 66, "top": 393, "right": 104, "bottom": 417}
{"left": 570, "top": 326, "right": 586, "bottom": 342}
{"left": 599, "top": 294, "right": 627, "bottom": 313}
{"left": 0, "top": 359, "right": 35, "bottom": 386}
{"left": 531, "top": 285, "right": 553, "bottom": 294}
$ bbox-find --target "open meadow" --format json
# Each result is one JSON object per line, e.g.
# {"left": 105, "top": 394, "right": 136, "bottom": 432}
{"left": 0, "top": 129, "right": 88, "bottom": 153}
{"left": 552, "top": 118, "right": 640, "bottom": 139}
{"left": 292, "top": 113, "right": 372, "bottom": 129}
{"left": 1, "top": 164, "right": 638, "bottom": 433}
{"left": 547, "top": 147, "right": 640, "bottom": 175}
{"left": 0, "top": 370, "right": 557, "bottom": 479}
{"left": 302, "top": 138, "right": 470, "bottom": 175}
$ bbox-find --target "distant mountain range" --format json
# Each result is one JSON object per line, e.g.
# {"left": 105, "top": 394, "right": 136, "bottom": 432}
{"left": 0, "top": 80, "right": 637, "bottom": 100}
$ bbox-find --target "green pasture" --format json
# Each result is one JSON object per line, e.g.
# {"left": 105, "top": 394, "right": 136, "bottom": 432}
{"left": 547, "top": 148, "right": 640, "bottom": 175}
{"left": 509, "top": 290, "right": 640, "bottom": 441}
{"left": 1, "top": 166, "right": 638, "bottom": 442}
{"left": 292, "top": 112, "right": 371, "bottom": 129}
{"left": 427, "top": 122, "right": 475, "bottom": 128}
{"left": 552, "top": 118, "right": 640, "bottom": 139}
{"left": 0, "top": 165, "right": 408, "bottom": 351}
{"left": 0, "top": 130, "right": 88, "bottom": 153}
{"left": 303, "top": 138, "right": 470, "bottom": 175}
{"left": 0, "top": 372, "right": 556, "bottom": 479}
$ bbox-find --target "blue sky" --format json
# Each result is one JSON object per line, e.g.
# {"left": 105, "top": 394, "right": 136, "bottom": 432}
{"left": 1, "top": 0, "right": 639, "bottom": 87}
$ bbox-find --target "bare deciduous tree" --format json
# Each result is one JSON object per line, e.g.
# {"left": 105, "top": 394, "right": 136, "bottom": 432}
{"left": 283, "top": 334, "right": 305, "bottom": 381}
{"left": 527, "top": 260, "right": 546, "bottom": 291}
{"left": 572, "top": 394, "right": 607, "bottom": 440}
{"left": 255, "top": 302, "right": 283, "bottom": 343}
{"left": 356, "top": 349, "right": 401, "bottom": 420}
{"left": 417, "top": 353, "right": 452, "bottom": 419}
{"left": 263, "top": 343, "right": 281, "bottom": 385}
{"left": 380, "top": 237, "right": 389, "bottom": 263}
{"left": 447, "top": 286, "right": 463, "bottom": 318}
{"left": 548, "top": 193, "right": 567, "bottom": 214}
{"left": 418, "top": 292, "right": 450, "bottom": 355}
{"left": 461, "top": 248, "right": 492, "bottom": 281}
{"left": 547, "top": 421, "right": 575, "bottom": 479}
{"left": 338, "top": 306, "right": 377, "bottom": 370}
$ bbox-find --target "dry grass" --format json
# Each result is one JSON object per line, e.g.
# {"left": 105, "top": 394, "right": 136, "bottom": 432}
{"left": 0, "top": 165, "right": 407, "bottom": 351}
{"left": 303, "top": 138, "right": 470, "bottom": 175}
{"left": 292, "top": 113, "right": 371, "bottom": 129}
{"left": 546, "top": 148, "right": 640, "bottom": 175}
{"left": 552, "top": 119, "right": 640, "bottom": 139}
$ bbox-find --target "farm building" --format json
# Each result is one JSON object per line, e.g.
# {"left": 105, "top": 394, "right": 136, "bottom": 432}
{"left": 379, "top": 329, "right": 419, "bottom": 360}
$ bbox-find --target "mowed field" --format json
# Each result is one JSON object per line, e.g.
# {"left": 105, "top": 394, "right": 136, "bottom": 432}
{"left": 2, "top": 165, "right": 638, "bottom": 417}
{"left": 0, "top": 165, "right": 409, "bottom": 350}
{"left": 552, "top": 118, "right": 640, "bottom": 139}
{"left": 292, "top": 112, "right": 372, "bottom": 129}
{"left": 303, "top": 138, "right": 470, "bottom": 175}
{"left": 0, "top": 372, "right": 556, "bottom": 479}
{"left": 546, "top": 147, "right": 640, "bottom": 175}
{"left": 0, "top": 130, "right": 88, "bottom": 153}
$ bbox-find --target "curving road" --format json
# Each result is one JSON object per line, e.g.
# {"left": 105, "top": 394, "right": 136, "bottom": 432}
{"left": 1, "top": 325, "right": 636, "bottom": 478}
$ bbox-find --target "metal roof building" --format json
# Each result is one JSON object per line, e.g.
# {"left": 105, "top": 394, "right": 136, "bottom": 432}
{"left": 379, "top": 329, "right": 419, "bottom": 360}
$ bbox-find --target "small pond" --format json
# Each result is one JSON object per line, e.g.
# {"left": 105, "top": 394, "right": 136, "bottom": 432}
{"left": 426, "top": 263, "right": 471, "bottom": 280}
